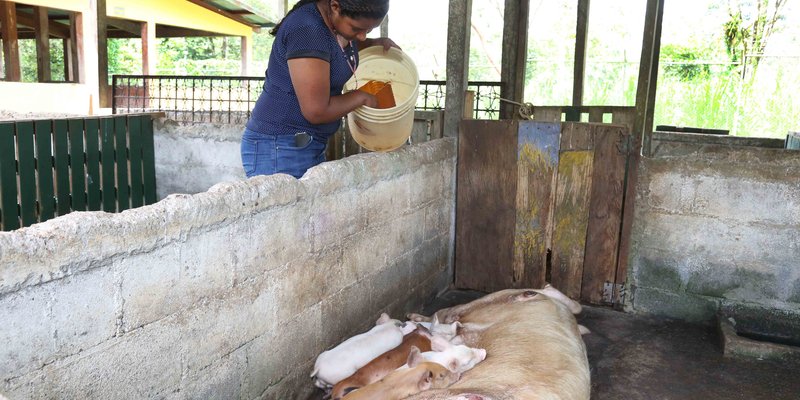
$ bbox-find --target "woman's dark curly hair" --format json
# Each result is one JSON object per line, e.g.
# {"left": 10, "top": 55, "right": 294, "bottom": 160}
{"left": 270, "top": 0, "right": 389, "bottom": 36}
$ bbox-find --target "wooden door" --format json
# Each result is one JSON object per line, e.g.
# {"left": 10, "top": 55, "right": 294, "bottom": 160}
{"left": 455, "top": 120, "right": 631, "bottom": 306}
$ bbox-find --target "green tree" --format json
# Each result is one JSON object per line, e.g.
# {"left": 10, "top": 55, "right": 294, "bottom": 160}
{"left": 661, "top": 44, "right": 711, "bottom": 81}
{"left": 723, "top": 0, "right": 787, "bottom": 75}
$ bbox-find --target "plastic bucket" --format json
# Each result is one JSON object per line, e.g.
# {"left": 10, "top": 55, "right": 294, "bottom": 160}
{"left": 344, "top": 47, "right": 419, "bottom": 152}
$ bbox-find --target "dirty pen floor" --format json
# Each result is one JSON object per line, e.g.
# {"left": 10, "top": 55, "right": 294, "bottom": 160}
{"left": 307, "top": 290, "right": 800, "bottom": 400}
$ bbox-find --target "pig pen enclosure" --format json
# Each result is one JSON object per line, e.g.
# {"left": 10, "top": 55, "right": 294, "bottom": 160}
{"left": 2, "top": 0, "right": 800, "bottom": 398}
{"left": 1, "top": 112, "right": 799, "bottom": 399}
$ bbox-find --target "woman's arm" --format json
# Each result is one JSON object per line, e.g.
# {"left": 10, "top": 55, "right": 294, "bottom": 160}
{"left": 288, "top": 57, "right": 377, "bottom": 125}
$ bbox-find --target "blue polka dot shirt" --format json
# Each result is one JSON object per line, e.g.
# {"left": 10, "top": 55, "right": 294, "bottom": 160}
{"left": 246, "top": 3, "right": 358, "bottom": 139}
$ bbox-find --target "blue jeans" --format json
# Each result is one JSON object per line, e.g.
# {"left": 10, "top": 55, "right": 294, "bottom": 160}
{"left": 241, "top": 128, "right": 327, "bottom": 179}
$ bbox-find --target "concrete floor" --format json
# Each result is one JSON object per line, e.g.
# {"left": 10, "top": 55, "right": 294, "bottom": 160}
{"left": 308, "top": 290, "right": 800, "bottom": 399}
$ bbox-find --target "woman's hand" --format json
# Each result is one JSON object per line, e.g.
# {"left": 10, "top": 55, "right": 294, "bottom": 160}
{"left": 358, "top": 37, "right": 401, "bottom": 52}
{"left": 356, "top": 90, "right": 378, "bottom": 108}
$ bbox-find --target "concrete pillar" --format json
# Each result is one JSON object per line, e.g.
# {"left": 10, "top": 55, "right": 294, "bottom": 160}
{"left": 97, "top": 0, "right": 110, "bottom": 107}
{"left": 443, "top": 0, "right": 472, "bottom": 137}
{"left": 84, "top": 1, "right": 101, "bottom": 112}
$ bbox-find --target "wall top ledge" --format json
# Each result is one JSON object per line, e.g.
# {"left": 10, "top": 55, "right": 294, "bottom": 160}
{"left": 0, "top": 138, "right": 456, "bottom": 296}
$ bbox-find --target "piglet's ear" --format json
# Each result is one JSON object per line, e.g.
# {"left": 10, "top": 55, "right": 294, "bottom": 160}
{"left": 431, "top": 335, "right": 451, "bottom": 351}
{"left": 418, "top": 370, "right": 434, "bottom": 391}
{"left": 407, "top": 346, "right": 423, "bottom": 367}
{"left": 375, "top": 313, "right": 391, "bottom": 325}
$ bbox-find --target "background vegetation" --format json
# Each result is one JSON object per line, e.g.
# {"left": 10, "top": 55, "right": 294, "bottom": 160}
{"left": 6, "top": 0, "right": 798, "bottom": 138}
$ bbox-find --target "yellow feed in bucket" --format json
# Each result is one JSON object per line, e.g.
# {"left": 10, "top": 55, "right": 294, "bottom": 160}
{"left": 357, "top": 80, "right": 396, "bottom": 109}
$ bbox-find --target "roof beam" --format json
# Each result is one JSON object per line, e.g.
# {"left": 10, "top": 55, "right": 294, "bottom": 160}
{"left": 156, "top": 25, "right": 228, "bottom": 38}
{"left": 107, "top": 17, "right": 142, "bottom": 36}
{"left": 15, "top": 9, "right": 70, "bottom": 38}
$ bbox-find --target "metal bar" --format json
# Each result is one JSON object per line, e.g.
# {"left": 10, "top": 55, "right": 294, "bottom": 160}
{"left": 100, "top": 117, "right": 116, "bottom": 212}
{"left": 141, "top": 117, "right": 157, "bottom": 205}
{"left": 128, "top": 116, "right": 144, "bottom": 208}
{"left": 53, "top": 120, "right": 70, "bottom": 215}
{"left": 0, "top": 123, "right": 19, "bottom": 230}
{"left": 114, "top": 116, "right": 130, "bottom": 211}
{"left": 85, "top": 118, "right": 102, "bottom": 210}
{"left": 68, "top": 119, "right": 87, "bottom": 211}
{"left": 34, "top": 120, "right": 55, "bottom": 221}
{"left": 16, "top": 121, "right": 37, "bottom": 227}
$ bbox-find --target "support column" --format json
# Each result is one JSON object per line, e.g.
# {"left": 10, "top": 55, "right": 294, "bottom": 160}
{"left": 380, "top": 15, "right": 388, "bottom": 38}
{"left": 572, "top": 0, "right": 590, "bottom": 107}
{"left": 63, "top": 38, "right": 71, "bottom": 81}
{"left": 634, "top": 0, "right": 664, "bottom": 156}
{"left": 68, "top": 12, "right": 84, "bottom": 83}
{"left": 240, "top": 35, "right": 252, "bottom": 75}
{"left": 443, "top": 0, "right": 472, "bottom": 137}
{"left": 500, "top": 0, "right": 530, "bottom": 119}
{"left": 141, "top": 21, "right": 157, "bottom": 75}
{"left": 34, "top": 6, "right": 51, "bottom": 82}
{"left": 0, "top": 1, "right": 21, "bottom": 82}
{"left": 615, "top": 0, "right": 665, "bottom": 306}
{"left": 97, "top": 0, "right": 110, "bottom": 107}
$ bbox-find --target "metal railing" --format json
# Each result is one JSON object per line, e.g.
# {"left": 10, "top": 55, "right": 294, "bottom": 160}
{"left": 113, "top": 75, "right": 503, "bottom": 123}
{"left": 416, "top": 80, "right": 503, "bottom": 120}
{"left": 113, "top": 75, "right": 264, "bottom": 125}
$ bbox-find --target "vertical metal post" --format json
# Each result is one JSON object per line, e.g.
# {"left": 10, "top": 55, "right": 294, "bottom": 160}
{"left": 500, "top": 0, "right": 530, "bottom": 119}
{"left": 443, "top": 0, "right": 473, "bottom": 137}
{"left": 634, "top": 0, "right": 665, "bottom": 157}
{"left": 573, "top": 0, "right": 590, "bottom": 107}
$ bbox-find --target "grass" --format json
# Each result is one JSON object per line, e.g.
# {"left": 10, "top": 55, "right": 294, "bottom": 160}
{"left": 524, "top": 58, "right": 799, "bottom": 139}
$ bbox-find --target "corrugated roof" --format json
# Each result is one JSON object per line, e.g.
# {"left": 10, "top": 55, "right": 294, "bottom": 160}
{"left": 198, "top": 0, "right": 282, "bottom": 28}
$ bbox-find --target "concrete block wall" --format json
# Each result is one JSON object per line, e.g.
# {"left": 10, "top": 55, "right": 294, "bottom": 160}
{"left": 629, "top": 134, "right": 800, "bottom": 323}
{"left": 153, "top": 119, "right": 246, "bottom": 200}
{"left": 152, "top": 113, "right": 444, "bottom": 201}
{"left": 0, "top": 138, "right": 457, "bottom": 399}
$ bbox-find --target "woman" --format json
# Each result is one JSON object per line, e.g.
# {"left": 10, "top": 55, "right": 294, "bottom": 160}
{"left": 242, "top": 0, "right": 397, "bottom": 178}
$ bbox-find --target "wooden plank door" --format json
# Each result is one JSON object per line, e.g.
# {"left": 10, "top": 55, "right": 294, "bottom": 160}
{"left": 514, "top": 122, "right": 560, "bottom": 289}
{"left": 550, "top": 123, "right": 595, "bottom": 299}
{"left": 455, "top": 120, "right": 519, "bottom": 292}
{"left": 455, "top": 120, "right": 631, "bottom": 306}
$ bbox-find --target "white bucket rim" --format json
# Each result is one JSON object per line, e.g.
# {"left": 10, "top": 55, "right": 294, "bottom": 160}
{"left": 345, "top": 47, "right": 419, "bottom": 113}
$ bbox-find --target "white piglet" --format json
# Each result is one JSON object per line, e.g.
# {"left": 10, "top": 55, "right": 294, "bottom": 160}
{"left": 311, "top": 313, "right": 416, "bottom": 389}
{"left": 415, "top": 335, "right": 486, "bottom": 374}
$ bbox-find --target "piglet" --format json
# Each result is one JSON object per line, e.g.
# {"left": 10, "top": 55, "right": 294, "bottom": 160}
{"left": 342, "top": 347, "right": 461, "bottom": 400}
{"left": 416, "top": 336, "right": 486, "bottom": 374}
{"left": 311, "top": 313, "right": 416, "bottom": 389}
{"left": 330, "top": 326, "right": 434, "bottom": 400}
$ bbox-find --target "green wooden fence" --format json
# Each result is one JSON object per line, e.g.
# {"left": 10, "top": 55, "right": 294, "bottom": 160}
{"left": 0, "top": 115, "right": 157, "bottom": 231}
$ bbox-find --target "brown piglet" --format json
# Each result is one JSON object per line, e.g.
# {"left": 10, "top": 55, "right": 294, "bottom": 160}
{"left": 341, "top": 347, "right": 460, "bottom": 400}
{"left": 331, "top": 326, "right": 433, "bottom": 399}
